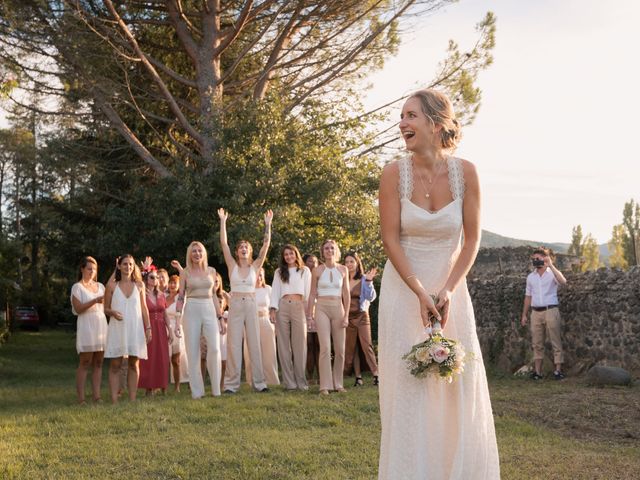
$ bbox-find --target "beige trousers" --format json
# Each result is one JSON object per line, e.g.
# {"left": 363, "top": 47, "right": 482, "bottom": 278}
{"left": 225, "top": 295, "right": 266, "bottom": 392}
{"left": 275, "top": 298, "right": 308, "bottom": 389}
{"left": 183, "top": 298, "right": 221, "bottom": 398}
{"left": 315, "top": 297, "right": 346, "bottom": 391}
{"left": 531, "top": 307, "right": 564, "bottom": 364}
{"left": 344, "top": 311, "right": 378, "bottom": 375}
{"left": 244, "top": 311, "right": 280, "bottom": 386}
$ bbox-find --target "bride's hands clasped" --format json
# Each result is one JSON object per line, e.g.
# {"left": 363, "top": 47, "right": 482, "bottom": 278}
{"left": 436, "top": 288, "right": 452, "bottom": 329}
{"left": 418, "top": 291, "right": 441, "bottom": 329}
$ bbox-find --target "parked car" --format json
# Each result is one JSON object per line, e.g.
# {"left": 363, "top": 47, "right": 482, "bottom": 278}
{"left": 14, "top": 306, "right": 40, "bottom": 331}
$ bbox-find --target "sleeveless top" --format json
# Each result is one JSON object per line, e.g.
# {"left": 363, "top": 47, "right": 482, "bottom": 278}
{"left": 398, "top": 155, "right": 465, "bottom": 251}
{"left": 256, "top": 286, "right": 271, "bottom": 314}
{"left": 349, "top": 279, "right": 361, "bottom": 314}
{"left": 185, "top": 268, "right": 215, "bottom": 298}
{"left": 230, "top": 265, "right": 257, "bottom": 293}
{"left": 317, "top": 266, "right": 343, "bottom": 296}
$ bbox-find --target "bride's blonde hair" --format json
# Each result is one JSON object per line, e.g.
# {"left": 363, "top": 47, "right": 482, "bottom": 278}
{"left": 410, "top": 89, "right": 461, "bottom": 150}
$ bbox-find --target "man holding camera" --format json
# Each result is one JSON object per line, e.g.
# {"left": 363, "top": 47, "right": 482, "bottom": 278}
{"left": 521, "top": 247, "right": 567, "bottom": 380}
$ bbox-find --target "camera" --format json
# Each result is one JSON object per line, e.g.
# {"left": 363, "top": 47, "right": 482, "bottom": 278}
{"left": 532, "top": 258, "right": 545, "bottom": 268}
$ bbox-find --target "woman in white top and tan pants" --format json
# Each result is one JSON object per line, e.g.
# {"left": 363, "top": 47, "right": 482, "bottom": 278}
{"left": 270, "top": 244, "right": 312, "bottom": 391}
{"left": 218, "top": 208, "right": 272, "bottom": 393}
{"left": 307, "top": 239, "right": 350, "bottom": 395}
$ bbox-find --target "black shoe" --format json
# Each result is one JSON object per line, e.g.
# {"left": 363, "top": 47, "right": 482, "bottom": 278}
{"left": 530, "top": 372, "right": 543, "bottom": 380}
{"left": 354, "top": 377, "right": 363, "bottom": 387}
{"left": 373, "top": 375, "right": 379, "bottom": 386}
{"left": 223, "top": 389, "right": 236, "bottom": 394}
{"left": 553, "top": 371, "right": 565, "bottom": 380}
{"left": 259, "top": 387, "right": 269, "bottom": 393}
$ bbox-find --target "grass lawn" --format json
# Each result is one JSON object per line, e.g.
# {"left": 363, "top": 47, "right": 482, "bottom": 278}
{"left": 1, "top": 329, "right": 638, "bottom": 479}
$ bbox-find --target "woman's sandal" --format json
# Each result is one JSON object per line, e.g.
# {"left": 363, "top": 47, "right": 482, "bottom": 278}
{"left": 354, "top": 376, "right": 364, "bottom": 387}
{"left": 373, "top": 376, "right": 379, "bottom": 386}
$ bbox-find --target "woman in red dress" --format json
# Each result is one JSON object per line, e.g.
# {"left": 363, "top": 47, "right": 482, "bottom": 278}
{"left": 138, "top": 269, "right": 173, "bottom": 394}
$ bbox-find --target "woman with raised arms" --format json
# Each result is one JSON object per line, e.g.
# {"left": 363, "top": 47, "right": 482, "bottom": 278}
{"left": 342, "top": 251, "right": 379, "bottom": 387}
{"left": 218, "top": 208, "right": 272, "bottom": 394}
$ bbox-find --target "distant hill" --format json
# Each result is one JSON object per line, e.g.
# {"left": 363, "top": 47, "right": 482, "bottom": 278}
{"left": 480, "top": 230, "right": 569, "bottom": 253}
{"left": 480, "top": 230, "right": 610, "bottom": 261}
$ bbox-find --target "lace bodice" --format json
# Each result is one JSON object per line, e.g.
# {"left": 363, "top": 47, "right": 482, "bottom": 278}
{"left": 397, "top": 156, "right": 465, "bottom": 251}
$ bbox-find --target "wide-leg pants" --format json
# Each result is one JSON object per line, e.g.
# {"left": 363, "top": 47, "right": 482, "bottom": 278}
{"left": 183, "top": 298, "right": 221, "bottom": 398}
{"left": 244, "top": 311, "right": 280, "bottom": 386}
{"left": 225, "top": 295, "right": 266, "bottom": 392}
{"left": 315, "top": 297, "right": 346, "bottom": 391}
{"left": 276, "top": 298, "right": 307, "bottom": 389}
{"left": 344, "top": 311, "right": 378, "bottom": 375}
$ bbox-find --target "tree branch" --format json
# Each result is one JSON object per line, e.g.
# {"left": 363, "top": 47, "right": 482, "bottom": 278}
{"left": 91, "top": 87, "right": 173, "bottom": 178}
{"left": 213, "top": 0, "right": 255, "bottom": 57}
{"left": 103, "top": 0, "right": 204, "bottom": 147}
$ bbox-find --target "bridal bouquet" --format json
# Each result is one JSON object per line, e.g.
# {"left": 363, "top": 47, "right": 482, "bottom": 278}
{"left": 402, "top": 297, "right": 467, "bottom": 383}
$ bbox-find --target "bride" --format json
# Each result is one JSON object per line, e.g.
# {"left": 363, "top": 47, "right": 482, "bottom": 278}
{"left": 377, "top": 89, "right": 500, "bottom": 479}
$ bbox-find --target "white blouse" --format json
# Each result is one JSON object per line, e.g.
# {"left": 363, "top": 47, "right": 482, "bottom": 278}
{"left": 256, "top": 286, "right": 272, "bottom": 313}
{"left": 270, "top": 267, "right": 311, "bottom": 310}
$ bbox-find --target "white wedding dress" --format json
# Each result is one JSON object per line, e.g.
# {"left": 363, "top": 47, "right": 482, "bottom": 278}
{"left": 378, "top": 156, "right": 500, "bottom": 480}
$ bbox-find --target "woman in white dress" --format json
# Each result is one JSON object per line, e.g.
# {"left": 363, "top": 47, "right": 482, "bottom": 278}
{"left": 378, "top": 89, "right": 500, "bottom": 479}
{"left": 166, "top": 274, "right": 188, "bottom": 391}
{"left": 70, "top": 256, "right": 108, "bottom": 404}
{"left": 214, "top": 273, "right": 230, "bottom": 392}
{"left": 245, "top": 268, "right": 280, "bottom": 386}
{"left": 104, "top": 255, "right": 152, "bottom": 403}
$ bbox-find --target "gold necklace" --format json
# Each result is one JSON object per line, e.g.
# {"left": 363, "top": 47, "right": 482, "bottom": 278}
{"left": 414, "top": 157, "right": 446, "bottom": 198}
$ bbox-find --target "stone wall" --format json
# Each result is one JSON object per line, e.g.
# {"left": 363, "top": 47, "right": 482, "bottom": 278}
{"left": 468, "top": 248, "right": 640, "bottom": 375}
{"left": 470, "top": 246, "right": 580, "bottom": 277}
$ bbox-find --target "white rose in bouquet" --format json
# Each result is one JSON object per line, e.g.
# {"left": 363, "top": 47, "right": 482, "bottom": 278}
{"left": 415, "top": 347, "right": 430, "bottom": 363}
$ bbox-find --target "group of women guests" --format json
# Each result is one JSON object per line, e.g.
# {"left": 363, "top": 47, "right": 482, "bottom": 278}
{"left": 71, "top": 209, "right": 379, "bottom": 404}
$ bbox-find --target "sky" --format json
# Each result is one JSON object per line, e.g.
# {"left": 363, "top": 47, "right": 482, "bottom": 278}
{"left": 362, "top": 0, "right": 640, "bottom": 244}
{"left": 2, "top": 1, "right": 638, "bottom": 245}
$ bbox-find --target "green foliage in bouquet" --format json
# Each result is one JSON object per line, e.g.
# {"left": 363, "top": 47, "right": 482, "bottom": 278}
{"left": 402, "top": 294, "right": 468, "bottom": 382}
{"left": 402, "top": 334, "right": 467, "bottom": 383}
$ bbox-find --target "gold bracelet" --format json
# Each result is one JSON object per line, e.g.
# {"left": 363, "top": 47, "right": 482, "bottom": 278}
{"left": 405, "top": 273, "right": 417, "bottom": 281}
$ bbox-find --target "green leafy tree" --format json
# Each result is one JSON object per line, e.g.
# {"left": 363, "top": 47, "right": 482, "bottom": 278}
{"left": 0, "top": 1, "right": 497, "bottom": 323}
{"left": 620, "top": 199, "right": 639, "bottom": 266}
{"left": 0, "top": 1, "right": 496, "bottom": 177}
{"left": 568, "top": 224, "right": 583, "bottom": 257}
{"left": 607, "top": 224, "right": 628, "bottom": 269}
{"left": 567, "top": 224, "right": 583, "bottom": 272}
{"left": 580, "top": 233, "right": 601, "bottom": 272}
